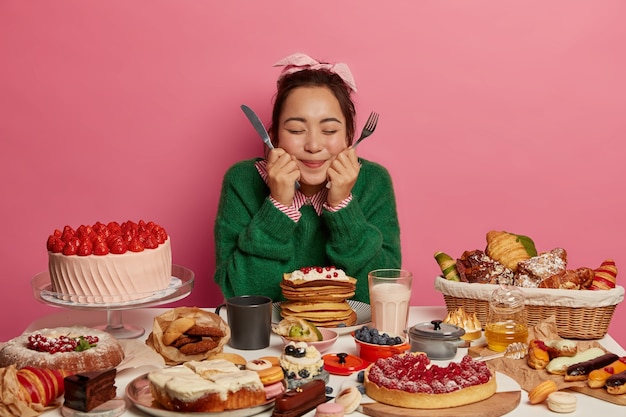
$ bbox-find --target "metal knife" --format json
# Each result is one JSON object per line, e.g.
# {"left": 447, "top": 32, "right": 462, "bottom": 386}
{"left": 240, "top": 105, "right": 274, "bottom": 150}
{"left": 240, "top": 104, "right": 300, "bottom": 189}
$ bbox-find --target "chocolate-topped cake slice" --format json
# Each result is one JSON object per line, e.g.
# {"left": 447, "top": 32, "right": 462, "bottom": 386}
{"left": 63, "top": 368, "right": 117, "bottom": 411}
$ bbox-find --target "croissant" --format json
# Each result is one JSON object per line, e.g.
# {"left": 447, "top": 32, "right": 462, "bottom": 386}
{"left": 485, "top": 231, "right": 537, "bottom": 272}
{"left": 590, "top": 259, "right": 618, "bottom": 290}
{"left": 539, "top": 267, "right": 594, "bottom": 290}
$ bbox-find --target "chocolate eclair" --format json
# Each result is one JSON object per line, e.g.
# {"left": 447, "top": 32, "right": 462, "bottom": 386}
{"left": 565, "top": 353, "right": 619, "bottom": 381}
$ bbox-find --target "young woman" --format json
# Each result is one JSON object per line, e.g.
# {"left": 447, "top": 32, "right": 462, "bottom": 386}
{"left": 214, "top": 53, "right": 401, "bottom": 303}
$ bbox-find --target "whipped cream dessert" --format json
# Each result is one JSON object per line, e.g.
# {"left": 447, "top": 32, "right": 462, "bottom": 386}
{"left": 287, "top": 266, "right": 349, "bottom": 282}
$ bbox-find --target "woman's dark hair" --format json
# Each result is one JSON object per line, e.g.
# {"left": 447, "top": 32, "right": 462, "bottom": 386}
{"left": 269, "top": 69, "right": 356, "bottom": 147}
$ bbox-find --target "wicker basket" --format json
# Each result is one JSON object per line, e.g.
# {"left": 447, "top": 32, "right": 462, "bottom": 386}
{"left": 434, "top": 276, "right": 624, "bottom": 339}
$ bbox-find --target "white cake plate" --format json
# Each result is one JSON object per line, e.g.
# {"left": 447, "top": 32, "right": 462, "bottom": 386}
{"left": 31, "top": 264, "right": 194, "bottom": 339}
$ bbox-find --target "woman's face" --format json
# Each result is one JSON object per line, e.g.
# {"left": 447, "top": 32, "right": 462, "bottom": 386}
{"left": 277, "top": 86, "right": 348, "bottom": 188}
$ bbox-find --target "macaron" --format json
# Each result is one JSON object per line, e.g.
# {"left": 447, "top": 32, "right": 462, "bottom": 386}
{"left": 315, "top": 402, "right": 345, "bottom": 417}
{"left": 246, "top": 358, "right": 273, "bottom": 371}
{"left": 334, "top": 386, "right": 361, "bottom": 413}
{"left": 528, "top": 380, "right": 558, "bottom": 404}
{"left": 263, "top": 380, "right": 286, "bottom": 400}
{"left": 259, "top": 355, "right": 281, "bottom": 367}
{"left": 257, "top": 365, "right": 285, "bottom": 386}
{"left": 547, "top": 391, "right": 577, "bottom": 413}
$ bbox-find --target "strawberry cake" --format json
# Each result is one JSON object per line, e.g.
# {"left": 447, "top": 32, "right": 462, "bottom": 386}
{"left": 46, "top": 220, "right": 172, "bottom": 303}
{"left": 364, "top": 352, "right": 496, "bottom": 409}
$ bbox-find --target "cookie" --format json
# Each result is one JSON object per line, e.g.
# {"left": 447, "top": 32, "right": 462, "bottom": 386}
{"left": 170, "top": 335, "right": 202, "bottom": 348}
{"left": 178, "top": 339, "right": 218, "bottom": 355}
{"left": 186, "top": 325, "right": 225, "bottom": 337}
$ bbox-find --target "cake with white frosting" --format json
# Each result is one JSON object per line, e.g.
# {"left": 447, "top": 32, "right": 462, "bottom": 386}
{"left": 148, "top": 359, "right": 266, "bottom": 412}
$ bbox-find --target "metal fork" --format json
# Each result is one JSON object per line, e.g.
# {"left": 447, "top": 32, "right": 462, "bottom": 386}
{"left": 353, "top": 111, "right": 379, "bottom": 148}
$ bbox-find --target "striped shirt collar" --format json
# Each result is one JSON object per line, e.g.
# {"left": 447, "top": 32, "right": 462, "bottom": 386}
{"left": 255, "top": 160, "right": 328, "bottom": 216}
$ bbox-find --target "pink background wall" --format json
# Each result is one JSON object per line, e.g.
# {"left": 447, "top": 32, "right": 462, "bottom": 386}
{"left": 2, "top": 1, "right": 625, "bottom": 347}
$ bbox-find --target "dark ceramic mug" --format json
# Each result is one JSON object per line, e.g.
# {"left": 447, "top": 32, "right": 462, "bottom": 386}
{"left": 215, "top": 295, "right": 272, "bottom": 350}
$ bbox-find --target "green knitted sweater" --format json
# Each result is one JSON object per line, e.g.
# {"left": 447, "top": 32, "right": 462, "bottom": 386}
{"left": 213, "top": 158, "right": 401, "bottom": 303}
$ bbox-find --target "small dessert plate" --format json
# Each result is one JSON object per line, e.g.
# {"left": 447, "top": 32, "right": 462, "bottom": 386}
{"left": 280, "top": 328, "right": 338, "bottom": 353}
{"left": 61, "top": 399, "right": 126, "bottom": 417}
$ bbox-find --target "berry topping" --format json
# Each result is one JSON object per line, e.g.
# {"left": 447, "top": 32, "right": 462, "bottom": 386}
{"left": 367, "top": 354, "right": 492, "bottom": 394}
{"left": 27, "top": 333, "right": 99, "bottom": 354}
{"left": 47, "top": 220, "right": 167, "bottom": 256}
{"left": 285, "top": 344, "right": 307, "bottom": 358}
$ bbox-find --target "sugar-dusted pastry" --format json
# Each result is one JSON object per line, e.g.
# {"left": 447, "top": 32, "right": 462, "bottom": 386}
{"left": 485, "top": 231, "right": 537, "bottom": 272}
{"left": 514, "top": 248, "right": 567, "bottom": 287}
{"left": 590, "top": 259, "right": 618, "bottom": 290}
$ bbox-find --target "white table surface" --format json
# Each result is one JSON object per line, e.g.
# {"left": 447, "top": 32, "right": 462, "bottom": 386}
{"left": 25, "top": 306, "right": 626, "bottom": 417}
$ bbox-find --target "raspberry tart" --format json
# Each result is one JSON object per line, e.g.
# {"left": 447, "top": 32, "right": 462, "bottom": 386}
{"left": 46, "top": 220, "right": 171, "bottom": 303}
{"left": 0, "top": 326, "right": 124, "bottom": 374}
{"left": 363, "top": 352, "right": 496, "bottom": 409}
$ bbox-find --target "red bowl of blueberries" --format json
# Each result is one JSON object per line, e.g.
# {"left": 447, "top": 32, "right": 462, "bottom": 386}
{"left": 352, "top": 326, "right": 410, "bottom": 363}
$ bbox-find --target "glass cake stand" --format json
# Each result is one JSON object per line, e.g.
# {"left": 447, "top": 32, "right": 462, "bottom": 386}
{"left": 31, "top": 264, "right": 194, "bottom": 339}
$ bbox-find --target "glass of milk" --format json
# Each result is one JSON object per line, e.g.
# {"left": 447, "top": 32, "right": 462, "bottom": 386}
{"left": 368, "top": 269, "right": 413, "bottom": 336}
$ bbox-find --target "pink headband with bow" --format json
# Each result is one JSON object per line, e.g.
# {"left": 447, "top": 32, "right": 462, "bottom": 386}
{"left": 273, "top": 52, "right": 357, "bottom": 92}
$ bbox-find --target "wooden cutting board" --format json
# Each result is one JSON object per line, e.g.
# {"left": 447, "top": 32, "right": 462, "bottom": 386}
{"left": 567, "top": 386, "right": 626, "bottom": 406}
{"left": 359, "top": 391, "right": 521, "bottom": 417}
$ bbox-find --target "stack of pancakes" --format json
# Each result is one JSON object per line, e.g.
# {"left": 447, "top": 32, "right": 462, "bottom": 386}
{"left": 280, "top": 267, "right": 357, "bottom": 327}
